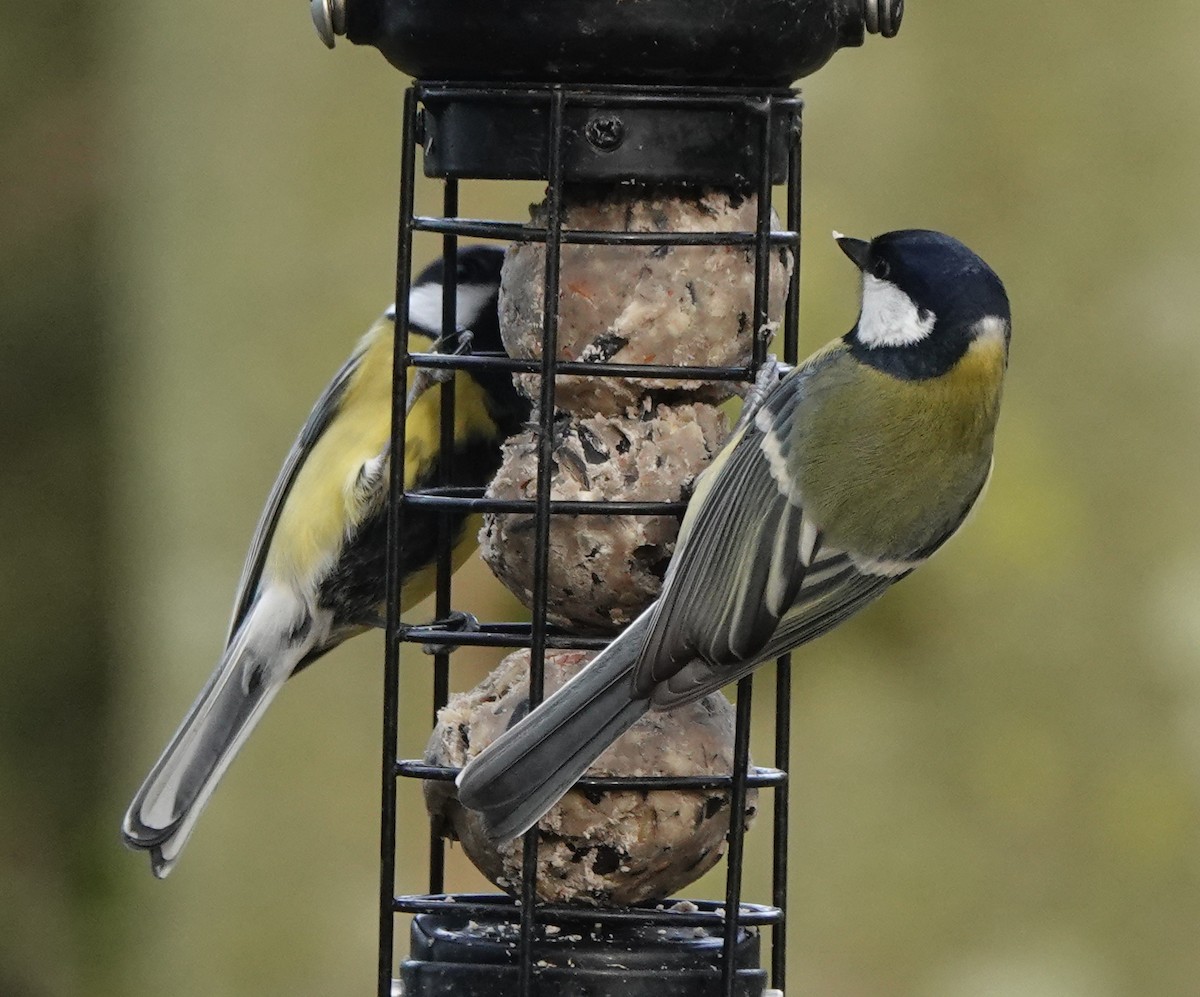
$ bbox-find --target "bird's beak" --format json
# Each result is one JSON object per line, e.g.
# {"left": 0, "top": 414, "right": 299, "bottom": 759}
{"left": 834, "top": 233, "right": 872, "bottom": 272}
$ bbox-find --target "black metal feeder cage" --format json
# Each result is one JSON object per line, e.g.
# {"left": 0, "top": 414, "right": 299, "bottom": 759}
{"left": 311, "top": 2, "right": 902, "bottom": 995}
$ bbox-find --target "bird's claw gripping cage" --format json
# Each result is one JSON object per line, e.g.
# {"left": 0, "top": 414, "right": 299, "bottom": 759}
{"left": 312, "top": 3, "right": 902, "bottom": 995}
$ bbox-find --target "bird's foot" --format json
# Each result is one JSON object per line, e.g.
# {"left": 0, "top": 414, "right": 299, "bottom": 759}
{"left": 405, "top": 330, "right": 477, "bottom": 414}
{"left": 734, "top": 355, "right": 791, "bottom": 432}
{"left": 422, "top": 609, "right": 480, "bottom": 656}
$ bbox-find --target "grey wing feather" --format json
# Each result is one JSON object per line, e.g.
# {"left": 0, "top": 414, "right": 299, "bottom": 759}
{"left": 647, "top": 550, "right": 899, "bottom": 711}
{"left": 455, "top": 608, "right": 655, "bottom": 842}
{"left": 635, "top": 368, "right": 905, "bottom": 711}
{"left": 753, "top": 557, "right": 899, "bottom": 662}
{"left": 225, "top": 339, "right": 372, "bottom": 643}
{"left": 636, "top": 418, "right": 809, "bottom": 697}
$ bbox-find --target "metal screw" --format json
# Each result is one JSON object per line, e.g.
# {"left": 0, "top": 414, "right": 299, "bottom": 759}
{"left": 311, "top": 0, "right": 347, "bottom": 49}
{"left": 584, "top": 114, "right": 626, "bottom": 152}
{"left": 864, "top": 0, "right": 903, "bottom": 38}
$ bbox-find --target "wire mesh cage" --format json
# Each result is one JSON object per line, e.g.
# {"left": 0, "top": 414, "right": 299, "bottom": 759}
{"left": 382, "top": 82, "right": 801, "bottom": 997}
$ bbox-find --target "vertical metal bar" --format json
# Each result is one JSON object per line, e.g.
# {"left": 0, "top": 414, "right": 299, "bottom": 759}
{"left": 771, "top": 100, "right": 802, "bottom": 994}
{"left": 750, "top": 96, "right": 775, "bottom": 370}
{"left": 721, "top": 676, "right": 755, "bottom": 997}
{"left": 720, "top": 91, "right": 780, "bottom": 997}
{"left": 528, "top": 87, "right": 566, "bottom": 704}
{"left": 518, "top": 84, "right": 566, "bottom": 997}
{"left": 783, "top": 102, "right": 802, "bottom": 365}
{"left": 379, "top": 85, "right": 420, "bottom": 997}
{"left": 771, "top": 657, "right": 791, "bottom": 992}
{"left": 428, "top": 177, "right": 460, "bottom": 896}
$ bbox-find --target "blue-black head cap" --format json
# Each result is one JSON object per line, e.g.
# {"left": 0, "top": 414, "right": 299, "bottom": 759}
{"left": 412, "top": 243, "right": 505, "bottom": 294}
{"left": 840, "top": 228, "right": 1010, "bottom": 334}
{"left": 836, "top": 229, "right": 1010, "bottom": 379}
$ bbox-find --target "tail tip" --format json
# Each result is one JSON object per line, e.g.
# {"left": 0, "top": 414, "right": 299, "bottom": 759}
{"left": 149, "top": 847, "right": 176, "bottom": 878}
{"left": 120, "top": 812, "right": 182, "bottom": 878}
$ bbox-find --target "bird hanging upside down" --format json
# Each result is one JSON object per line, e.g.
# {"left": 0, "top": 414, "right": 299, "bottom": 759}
{"left": 122, "top": 245, "right": 528, "bottom": 877}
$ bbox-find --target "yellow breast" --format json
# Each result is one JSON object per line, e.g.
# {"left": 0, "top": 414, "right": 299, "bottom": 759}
{"left": 795, "top": 332, "right": 1007, "bottom": 558}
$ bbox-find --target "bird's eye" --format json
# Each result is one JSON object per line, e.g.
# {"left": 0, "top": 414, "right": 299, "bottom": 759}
{"left": 873, "top": 259, "right": 891, "bottom": 281}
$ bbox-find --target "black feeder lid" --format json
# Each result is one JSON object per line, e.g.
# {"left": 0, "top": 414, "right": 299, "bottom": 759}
{"left": 313, "top": 0, "right": 903, "bottom": 86}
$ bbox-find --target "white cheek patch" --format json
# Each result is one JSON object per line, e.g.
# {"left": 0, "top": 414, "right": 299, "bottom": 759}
{"left": 405, "top": 282, "right": 496, "bottom": 335}
{"left": 857, "top": 274, "right": 936, "bottom": 348}
{"left": 405, "top": 283, "right": 444, "bottom": 332}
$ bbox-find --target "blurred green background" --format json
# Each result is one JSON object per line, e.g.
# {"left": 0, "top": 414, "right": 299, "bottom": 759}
{"left": 5, "top": 1, "right": 1200, "bottom": 994}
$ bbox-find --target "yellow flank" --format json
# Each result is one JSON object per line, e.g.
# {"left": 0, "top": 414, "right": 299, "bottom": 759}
{"left": 264, "top": 323, "right": 497, "bottom": 594}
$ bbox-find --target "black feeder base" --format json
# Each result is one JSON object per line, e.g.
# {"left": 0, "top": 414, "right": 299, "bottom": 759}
{"left": 401, "top": 908, "right": 766, "bottom": 996}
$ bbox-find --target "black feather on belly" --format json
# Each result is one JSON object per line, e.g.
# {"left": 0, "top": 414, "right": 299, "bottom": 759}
{"left": 316, "top": 432, "right": 507, "bottom": 627}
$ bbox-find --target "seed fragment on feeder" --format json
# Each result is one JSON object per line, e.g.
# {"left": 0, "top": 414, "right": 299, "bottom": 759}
{"left": 424, "top": 649, "right": 758, "bottom": 906}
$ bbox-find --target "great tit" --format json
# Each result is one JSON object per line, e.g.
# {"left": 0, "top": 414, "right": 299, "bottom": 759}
{"left": 456, "top": 229, "right": 1011, "bottom": 842}
{"left": 123, "top": 245, "right": 527, "bottom": 877}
